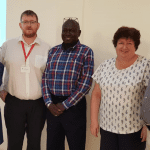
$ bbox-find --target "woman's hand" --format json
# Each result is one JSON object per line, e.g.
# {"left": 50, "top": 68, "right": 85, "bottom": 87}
{"left": 141, "top": 126, "right": 147, "bottom": 142}
{"left": 91, "top": 122, "right": 99, "bottom": 137}
{"left": 0, "top": 90, "right": 7, "bottom": 102}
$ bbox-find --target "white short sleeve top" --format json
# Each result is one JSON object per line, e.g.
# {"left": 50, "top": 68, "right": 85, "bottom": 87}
{"left": 92, "top": 55, "right": 150, "bottom": 134}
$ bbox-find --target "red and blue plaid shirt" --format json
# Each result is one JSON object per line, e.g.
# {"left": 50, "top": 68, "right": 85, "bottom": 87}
{"left": 42, "top": 41, "right": 94, "bottom": 109}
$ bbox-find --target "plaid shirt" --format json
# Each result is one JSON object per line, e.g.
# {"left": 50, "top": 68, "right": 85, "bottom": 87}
{"left": 42, "top": 41, "right": 94, "bottom": 109}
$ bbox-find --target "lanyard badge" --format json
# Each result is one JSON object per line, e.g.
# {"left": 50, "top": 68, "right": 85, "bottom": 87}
{"left": 21, "top": 41, "right": 35, "bottom": 73}
{"left": 21, "top": 41, "right": 35, "bottom": 62}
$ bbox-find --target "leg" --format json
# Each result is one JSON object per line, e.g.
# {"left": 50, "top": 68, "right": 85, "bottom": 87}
{"left": 26, "top": 98, "right": 46, "bottom": 150}
{"left": 4, "top": 94, "right": 26, "bottom": 150}
{"left": 0, "top": 110, "right": 3, "bottom": 144}
{"left": 62, "top": 97, "right": 86, "bottom": 150}
{"left": 47, "top": 108, "right": 65, "bottom": 150}
{"left": 118, "top": 128, "right": 146, "bottom": 150}
{"left": 100, "top": 128, "right": 119, "bottom": 150}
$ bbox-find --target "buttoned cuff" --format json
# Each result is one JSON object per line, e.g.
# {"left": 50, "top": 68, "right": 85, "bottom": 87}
{"left": 62, "top": 101, "right": 69, "bottom": 110}
{"left": 44, "top": 98, "right": 52, "bottom": 106}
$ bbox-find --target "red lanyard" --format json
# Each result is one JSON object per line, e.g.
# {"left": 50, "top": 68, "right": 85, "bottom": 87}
{"left": 21, "top": 41, "right": 35, "bottom": 62}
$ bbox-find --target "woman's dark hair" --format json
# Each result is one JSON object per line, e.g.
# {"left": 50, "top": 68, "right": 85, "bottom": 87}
{"left": 112, "top": 26, "right": 141, "bottom": 50}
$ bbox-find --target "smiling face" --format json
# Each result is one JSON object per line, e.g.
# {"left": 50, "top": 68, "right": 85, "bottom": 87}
{"left": 19, "top": 15, "right": 40, "bottom": 38}
{"left": 61, "top": 20, "right": 81, "bottom": 44}
{"left": 116, "top": 38, "right": 136, "bottom": 59}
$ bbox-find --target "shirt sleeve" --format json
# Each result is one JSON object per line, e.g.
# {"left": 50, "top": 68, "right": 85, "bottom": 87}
{"left": 92, "top": 63, "right": 103, "bottom": 85}
{"left": 0, "top": 43, "right": 7, "bottom": 90}
{"left": 143, "top": 59, "right": 150, "bottom": 86}
{"left": 62, "top": 48, "right": 94, "bottom": 109}
{"left": 42, "top": 50, "right": 52, "bottom": 106}
{"left": 0, "top": 41, "right": 7, "bottom": 65}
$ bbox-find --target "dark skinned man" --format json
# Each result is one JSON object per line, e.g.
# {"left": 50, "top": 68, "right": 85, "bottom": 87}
{"left": 42, "top": 18, "right": 94, "bottom": 150}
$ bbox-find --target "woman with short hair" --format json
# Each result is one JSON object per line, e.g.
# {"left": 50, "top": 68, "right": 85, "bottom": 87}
{"left": 91, "top": 26, "right": 149, "bottom": 150}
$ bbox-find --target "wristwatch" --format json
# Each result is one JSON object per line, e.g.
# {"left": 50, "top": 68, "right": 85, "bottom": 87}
{"left": 47, "top": 103, "right": 50, "bottom": 108}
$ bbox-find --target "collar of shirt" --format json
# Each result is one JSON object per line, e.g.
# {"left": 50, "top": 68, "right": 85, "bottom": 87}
{"left": 18, "top": 36, "right": 41, "bottom": 46}
{"left": 61, "top": 40, "right": 80, "bottom": 52}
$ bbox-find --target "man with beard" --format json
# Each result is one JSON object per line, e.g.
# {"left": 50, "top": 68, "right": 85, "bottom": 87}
{"left": 0, "top": 10, "right": 50, "bottom": 150}
{"left": 42, "top": 18, "right": 94, "bottom": 150}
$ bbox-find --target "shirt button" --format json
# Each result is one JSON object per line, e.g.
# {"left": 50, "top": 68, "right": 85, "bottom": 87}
{"left": 143, "top": 110, "right": 146, "bottom": 112}
{"left": 145, "top": 97, "right": 147, "bottom": 99}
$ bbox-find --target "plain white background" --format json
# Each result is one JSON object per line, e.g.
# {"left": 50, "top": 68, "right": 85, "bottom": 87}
{"left": 1, "top": 0, "right": 150, "bottom": 149}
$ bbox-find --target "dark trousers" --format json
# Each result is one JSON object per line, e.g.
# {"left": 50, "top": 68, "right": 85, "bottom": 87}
{"left": 47, "top": 94, "right": 86, "bottom": 150}
{"left": 0, "top": 110, "right": 3, "bottom": 145}
{"left": 4, "top": 93, "right": 46, "bottom": 150}
{"left": 100, "top": 127, "right": 146, "bottom": 150}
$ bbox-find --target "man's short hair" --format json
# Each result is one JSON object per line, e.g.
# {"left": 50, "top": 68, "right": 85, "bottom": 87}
{"left": 63, "top": 19, "right": 80, "bottom": 31}
{"left": 20, "top": 10, "right": 38, "bottom": 22}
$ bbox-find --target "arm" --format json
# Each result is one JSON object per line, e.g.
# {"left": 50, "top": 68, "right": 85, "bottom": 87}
{"left": 0, "top": 46, "right": 5, "bottom": 79}
{"left": 90, "top": 82, "right": 101, "bottom": 137}
{"left": 0, "top": 63, "right": 6, "bottom": 102}
{"left": 140, "top": 60, "right": 150, "bottom": 141}
{"left": 61, "top": 49, "right": 94, "bottom": 109}
{"left": 0, "top": 63, "right": 4, "bottom": 86}
{"left": 42, "top": 51, "right": 63, "bottom": 116}
{"left": 42, "top": 57, "right": 52, "bottom": 106}
{"left": 0, "top": 45, "right": 8, "bottom": 102}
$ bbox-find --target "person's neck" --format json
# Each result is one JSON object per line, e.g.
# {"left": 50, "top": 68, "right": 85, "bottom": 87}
{"left": 63, "top": 40, "right": 78, "bottom": 50}
{"left": 116, "top": 54, "right": 138, "bottom": 70}
{"left": 22, "top": 34, "right": 37, "bottom": 45}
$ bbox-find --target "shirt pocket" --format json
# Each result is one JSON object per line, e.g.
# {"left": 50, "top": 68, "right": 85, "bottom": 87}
{"left": 35, "top": 55, "right": 47, "bottom": 71}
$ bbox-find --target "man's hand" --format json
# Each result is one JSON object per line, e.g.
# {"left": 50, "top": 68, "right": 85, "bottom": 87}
{"left": 0, "top": 90, "right": 8, "bottom": 102}
{"left": 56, "top": 103, "right": 66, "bottom": 112}
{"left": 48, "top": 103, "right": 63, "bottom": 117}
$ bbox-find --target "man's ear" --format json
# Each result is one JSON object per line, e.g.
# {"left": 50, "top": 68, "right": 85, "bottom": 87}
{"left": 37, "top": 22, "right": 40, "bottom": 30}
{"left": 19, "top": 22, "right": 22, "bottom": 30}
{"left": 78, "top": 30, "right": 81, "bottom": 37}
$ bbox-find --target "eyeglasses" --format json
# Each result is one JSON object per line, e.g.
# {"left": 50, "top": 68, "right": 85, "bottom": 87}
{"left": 21, "top": 21, "right": 37, "bottom": 25}
{"left": 63, "top": 17, "right": 79, "bottom": 23}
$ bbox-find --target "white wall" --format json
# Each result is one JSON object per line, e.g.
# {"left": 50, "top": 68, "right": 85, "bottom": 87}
{"left": 1, "top": 0, "right": 150, "bottom": 149}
